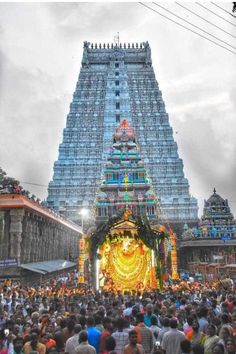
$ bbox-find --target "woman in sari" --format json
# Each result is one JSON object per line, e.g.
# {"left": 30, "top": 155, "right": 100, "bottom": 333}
{"left": 204, "top": 324, "right": 220, "bottom": 354}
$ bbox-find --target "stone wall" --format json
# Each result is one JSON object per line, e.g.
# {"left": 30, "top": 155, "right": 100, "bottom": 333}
{"left": 0, "top": 194, "right": 82, "bottom": 279}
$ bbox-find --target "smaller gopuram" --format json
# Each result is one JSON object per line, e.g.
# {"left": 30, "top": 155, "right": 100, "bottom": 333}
{"left": 89, "top": 119, "right": 178, "bottom": 291}
{"left": 179, "top": 189, "right": 236, "bottom": 279}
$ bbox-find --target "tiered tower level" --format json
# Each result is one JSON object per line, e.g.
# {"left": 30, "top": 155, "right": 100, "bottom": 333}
{"left": 95, "top": 119, "right": 158, "bottom": 223}
{"left": 47, "top": 41, "right": 198, "bottom": 227}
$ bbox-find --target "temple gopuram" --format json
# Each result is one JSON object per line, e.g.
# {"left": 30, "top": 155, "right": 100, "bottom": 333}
{"left": 47, "top": 41, "right": 198, "bottom": 232}
{"left": 85, "top": 120, "right": 178, "bottom": 291}
{"left": 179, "top": 189, "right": 236, "bottom": 280}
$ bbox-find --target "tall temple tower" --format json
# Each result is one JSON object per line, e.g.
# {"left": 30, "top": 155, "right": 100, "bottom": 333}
{"left": 47, "top": 41, "right": 198, "bottom": 231}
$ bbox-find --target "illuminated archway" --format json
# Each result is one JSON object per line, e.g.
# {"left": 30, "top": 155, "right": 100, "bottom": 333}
{"left": 96, "top": 219, "right": 157, "bottom": 292}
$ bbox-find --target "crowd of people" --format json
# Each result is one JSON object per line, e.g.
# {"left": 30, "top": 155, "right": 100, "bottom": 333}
{"left": 0, "top": 273, "right": 236, "bottom": 354}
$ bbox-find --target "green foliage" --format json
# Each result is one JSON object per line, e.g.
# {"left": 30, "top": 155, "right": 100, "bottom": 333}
{"left": 0, "top": 166, "right": 31, "bottom": 197}
{"left": 89, "top": 208, "right": 169, "bottom": 258}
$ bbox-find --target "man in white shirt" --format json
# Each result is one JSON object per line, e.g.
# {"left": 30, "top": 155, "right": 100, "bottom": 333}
{"left": 161, "top": 318, "right": 185, "bottom": 354}
{"left": 65, "top": 324, "right": 82, "bottom": 354}
{"left": 75, "top": 331, "right": 96, "bottom": 354}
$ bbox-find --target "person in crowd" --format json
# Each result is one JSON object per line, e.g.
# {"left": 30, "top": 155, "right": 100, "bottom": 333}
{"left": 198, "top": 306, "right": 209, "bottom": 333}
{"left": 94, "top": 316, "right": 103, "bottom": 334}
{"left": 100, "top": 318, "right": 113, "bottom": 354}
{"left": 226, "top": 336, "right": 236, "bottom": 354}
{"left": 218, "top": 324, "right": 232, "bottom": 350}
{"left": 180, "top": 339, "right": 191, "bottom": 354}
{"left": 204, "top": 324, "right": 220, "bottom": 354}
{"left": 40, "top": 333, "right": 56, "bottom": 351}
{"left": 134, "top": 313, "right": 153, "bottom": 354}
{"left": 212, "top": 342, "right": 225, "bottom": 354}
{"left": 112, "top": 318, "right": 129, "bottom": 354}
{"left": 123, "top": 302, "right": 133, "bottom": 318}
{"left": 65, "top": 324, "right": 82, "bottom": 354}
{"left": 39, "top": 298, "right": 50, "bottom": 315}
{"left": 54, "top": 331, "right": 65, "bottom": 354}
{"left": 149, "top": 316, "right": 160, "bottom": 343}
{"left": 62, "top": 317, "right": 76, "bottom": 345}
{"left": 86, "top": 318, "right": 101, "bottom": 354}
{"left": 75, "top": 331, "right": 96, "bottom": 354}
{"left": 161, "top": 318, "right": 185, "bottom": 354}
{"left": 183, "top": 316, "right": 193, "bottom": 338}
{"left": 124, "top": 330, "right": 145, "bottom": 354}
{"left": 157, "top": 318, "right": 170, "bottom": 345}
{"left": 226, "top": 295, "right": 234, "bottom": 314}
{"left": 103, "top": 336, "right": 116, "bottom": 354}
{"left": 13, "top": 337, "right": 24, "bottom": 354}
{"left": 188, "top": 319, "right": 206, "bottom": 346}
{"left": 23, "top": 331, "right": 46, "bottom": 354}
{"left": 144, "top": 304, "right": 158, "bottom": 328}
{"left": 191, "top": 343, "right": 204, "bottom": 354}
{"left": 2, "top": 272, "right": 236, "bottom": 354}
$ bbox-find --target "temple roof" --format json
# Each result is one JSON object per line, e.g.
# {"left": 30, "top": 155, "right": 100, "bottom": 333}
{"left": 205, "top": 188, "right": 226, "bottom": 207}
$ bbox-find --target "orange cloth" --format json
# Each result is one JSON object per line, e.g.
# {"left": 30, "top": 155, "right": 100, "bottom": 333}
{"left": 46, "top": 339, "right": 56, "bottom": 349}
{"left": 185, "top": 329, "right": 193, "bottom": 340}
{"left": 133, "top": 325, "right": 142, "bottom": 344}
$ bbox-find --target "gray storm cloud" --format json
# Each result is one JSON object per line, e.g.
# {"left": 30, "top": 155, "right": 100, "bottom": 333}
{"left": 0, "top": 2, "right": 235, "bottom": 217}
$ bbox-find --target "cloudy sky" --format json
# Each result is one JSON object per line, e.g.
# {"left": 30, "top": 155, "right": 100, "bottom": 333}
{"left": 0, "top": 2, "right": 236, "bottom": 217}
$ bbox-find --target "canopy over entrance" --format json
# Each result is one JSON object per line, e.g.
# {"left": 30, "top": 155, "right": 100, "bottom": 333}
{"left": 88, "top": 210, "right": 179, "bottom": 291}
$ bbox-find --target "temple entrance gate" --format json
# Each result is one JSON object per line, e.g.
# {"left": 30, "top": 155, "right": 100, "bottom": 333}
{"left": 96, "top": 219, "right": 157, "bottom": 292}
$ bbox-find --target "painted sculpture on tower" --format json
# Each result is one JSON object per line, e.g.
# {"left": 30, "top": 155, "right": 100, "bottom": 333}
{"left": 89, "top": 119, "right": 178, "bottom": 291}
